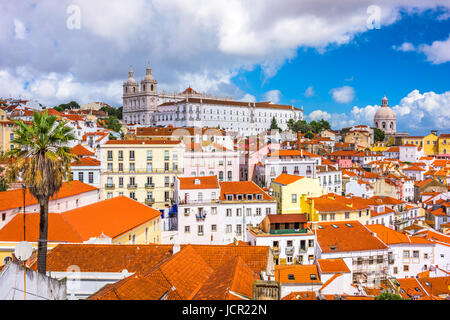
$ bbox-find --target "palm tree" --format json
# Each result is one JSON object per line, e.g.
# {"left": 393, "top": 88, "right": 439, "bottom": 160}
{"left": 7, "top": 111, "right": 76, "bottom": 274}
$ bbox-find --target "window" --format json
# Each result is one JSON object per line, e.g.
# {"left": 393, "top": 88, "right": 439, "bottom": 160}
{"left": 198, "top": 225, "right": 204, "bottom": 236}
{"left": 172, "top": 151, "right": 178, "bottom": 161}
{"left": 291, "top": 194, "right": 297, "bottom": 203}
{"left": 78, "top": 172, "right": 84, "bottom": 183}
{"left": 107, "top": 150, "right": 113, "bottom": 160}
{"left": 118, "top": 150, "right": 123, "bottom": 161}
{"left": 211, "top": 224, "right": 217, "bottom": 232}
{"left": 345, "top": 212, "right": 350, "bottom": 219}
{"left": 164, "top": 191, "right": 170, "bottom": 202}
{"left": 211, "top": 207, "right": 217, "bottom": 215}
{"left": 129, "top": 163, "right": 135, "bottom": 172}
{"left": 236, "top": 208, "right": 242, "bottom": 216}
{"left": 266, "top": 207, "right": 271, "bottom": 215}
{"left": 403, "top": 265, "right": 409, "bottom": 271}
{"left": 393, "top": 267, "right": 398, "bottom": 274}
{"left": 107, "top": 163, "right": 113, "bottom": 171}
{"left": 321, "top": 214, "right": 327, "bottom": 221}
{"left": 403, "top": 250, "right": 410, "bottom": 259}
{"left": 164, "top": 150, "right": 169, "bottom": 161}
{"left": 226, "top": 225, "right": 232, "bottom": 233}
{"left": 2, "top": 213, "right": 5, "bottom": 221}
{"left": 246, "top": 208, "right": 252, "bottom": 216}
{"left": 185, "top": 226, "right": 190, "bottom": 233}
{"left": 226, "top": 209, "right": 232, "bottom": 217}
{"left": 88, "top": 172, "right": 94, "bottom": 184}
{"left": 413, "top": 250, "right": 419, "bottom": 258}
{"left": 308, "top": 240, "right": 314, "bottom": 247}
{"left": 129, "top": 150, "right": 135, "bottom": 160}
{"left": 256, "top": 208, "right": 262, "bottom": 216}
{"left": 129, "top": 192, "right": 135, "bottom": 200}
{"left": 236, "top": 224, "right": 242, "bottom": 235}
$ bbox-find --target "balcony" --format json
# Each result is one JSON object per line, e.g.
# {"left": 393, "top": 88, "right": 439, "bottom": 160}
{"left": 269, "top": 228, "right": 308, "bottom": 235}
{"left": 145, "top": 183, "right": 155, "bottom": 189}
{"left": 145, "top": 198, "right": 155, "bottom": 205}
{"left": 105, "top": 184, "right": 115, "bottom": 190}
{"left": 127, "top": 184, "right": 138, "bottom": 190}
{"left": 272, "top": 247, "right": 280, "bottom": 256}
{"left": 285, "top": 246, "right": 294, "bottom": 255}
{"left": 299, "top": 247, "right": 307, "bottom": 253}
{"left": 195, "top": 213, "right": 207, "bottom": 221}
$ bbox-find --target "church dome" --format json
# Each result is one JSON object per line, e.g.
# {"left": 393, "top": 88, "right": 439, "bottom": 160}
{"left": 374, "top": 106, "right": 396, "bottom": 120}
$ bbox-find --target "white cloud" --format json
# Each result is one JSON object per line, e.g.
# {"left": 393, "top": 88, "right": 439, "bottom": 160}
{"left": 240, "top": 93, "right": 256, "bottom": 102}
{"left": 13, "top": 19, "right": 26, "bottom": 40}
{"left": 393, "top": 42, "right": 415, "bottom": 52}
{"left": 329, "top": 86, "right": 355, "bottom": 104}
{"left": 0, "top": 1, "right": 449, "bottom": 106}
{"left": 307, "top": 89, "right": 450, "bottom": 132}
{"left": 304, "top": 86, "right": 315, "bottom": 97}
{"left": 419, "top": 35, "right": 450, "bottom": 64}
{"left": 264, "top": 90, "right": 281, "bottom": 103}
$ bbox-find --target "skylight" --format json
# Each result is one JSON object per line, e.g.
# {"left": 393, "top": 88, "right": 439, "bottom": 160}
{"left": 288, "top": 274, "right": 295, "bottom": 281}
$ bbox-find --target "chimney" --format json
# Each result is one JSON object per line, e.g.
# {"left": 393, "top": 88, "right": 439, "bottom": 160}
{"left": 173, "top": 244, "right": 180, "bottom": 255}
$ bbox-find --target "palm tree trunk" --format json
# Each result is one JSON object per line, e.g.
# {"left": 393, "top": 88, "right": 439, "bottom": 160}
{"left": 37, "top": 197, "right": 49, "bottom": 274}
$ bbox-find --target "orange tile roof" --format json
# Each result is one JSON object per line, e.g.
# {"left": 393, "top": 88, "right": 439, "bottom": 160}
{"left": 71, "top": 156, "right": 101, "bottom": 167}
{"left": 0, "top": 213, "right": 83, "bottom": 243}
{"left": 219, "top": 181, "right": 273, "bottom": 201}
{"left": 316, "top": 221, "right": 389, "bottom": 253}
{"left": 31, "top": 244, "right": 174, "bottom": 273}
{"left": 417, "top": 276, "right": 450, "bottom": 297}
{"left": 178, "top": 176, "right": 219, "bottom": 190}
{"left": 0, "top": 181, "right": 98, "bottom": 212}
{"left": 71, "top": 144, "right": 95, "bottom": 156}
{"left": 193, "top": 256, "right": 259, "bottom": 300}
{"left": 322, "top": 294, "right": 375, "bottom": 300}
{"left": 266, "top": 214, "right": 307, "bottom": 224}
{"left": 310, "top": 194, "right": 370, "bottom": 212}
{"left": 282, "top": 291, "right": 316, "bottom": 300}
{"left": 61, "top": 196, "right": 161, "bottom": 241}
{"left": 317, "top": 259, "right": 350, "bottom": 274}
{"left": 88, "top": 244, "right": 269, "bottom": 300}
{"left": 272, "top": 173, "right": 305, "bottom": 185}
{"left": 275, "top": 264, "right": 322, "bottom": 284}
{"left": 404, "top": 165, "right": 425, "bottom": 171}
{"left": 267, "top": 149, "right": 320, "bottom": 157}
{"left": 367, "top": 224, "right": 432, "bottom": 245}
{"left": 396, "top": 278, "right": 429, "bottom": 299}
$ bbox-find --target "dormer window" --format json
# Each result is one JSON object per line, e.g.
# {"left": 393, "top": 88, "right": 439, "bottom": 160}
{"left": 227, "top": 195, "right": 233, "bottom": 201}
{"left": 256, "top": 194, "right": 263, "bottom": 200}
{"left": 194, "top": 179, "right": 200, "bottom": 185}
{"left": 247, "top": 194, "right": 253, "bottom": 200}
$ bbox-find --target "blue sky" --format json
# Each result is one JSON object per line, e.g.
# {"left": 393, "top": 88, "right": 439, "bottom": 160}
{"left": 232, "top": 8, "right": 450, "bottom": 135}
{"left": 1, "top": 1, "right": 450, "bottom": 135}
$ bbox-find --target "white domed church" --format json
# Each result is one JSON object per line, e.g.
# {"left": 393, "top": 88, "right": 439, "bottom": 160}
{"left": 374, "top": 95, "right": 396, "bottom": 134}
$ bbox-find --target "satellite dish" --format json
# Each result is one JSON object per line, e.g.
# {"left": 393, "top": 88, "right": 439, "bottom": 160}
{"left": 14, "top": 241, "right": 33, "bottom": 262}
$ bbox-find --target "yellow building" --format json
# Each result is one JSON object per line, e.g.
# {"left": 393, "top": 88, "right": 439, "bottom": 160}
{"left": 438, "top": 133, "right": 450, "bottom": 155}
{"left": 100, "top": 139, "right": 184, "bottom": 210}
{"left": 300, "top": 193, "right": 371, "bottom": 224}
{"left": 403, "top": 131, "right": 440, "bottom": 156}
{"left": 0, "top": 109, "right": 16, "bottom": 153}
{"left": 0, "top": 196, "right": 161, "bottom": 264}
{"left": 271, "top": 174, "right": 323, "bottom": 215}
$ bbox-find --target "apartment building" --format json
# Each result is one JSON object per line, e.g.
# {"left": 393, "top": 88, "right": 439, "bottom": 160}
{"left": 247, "top": 214, "right": 315, "bottom": 266}
{"left": 254, "top": 149, "right": 319, "bottom": 188}
{"left": 175, "top": 176, "right": 276, "bottom": 245}
{"left": 100, "top": 140, "right": 184, "bottom": 210}
{"left": 270, "top": 174, "right": 323, "bottom": 215}
{"left": 315, "top": 221, "right": 390, "bottom": 287}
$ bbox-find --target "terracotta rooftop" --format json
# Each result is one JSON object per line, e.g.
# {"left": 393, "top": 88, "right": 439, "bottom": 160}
{"left": 219, "top": 181, "right": 273, "bottom": 201}
{"left": 0, "top": 181, "right": 98, "bottom": 212}
{"left": 316, "top": 221, "right": 389, "bottom": 253}
{"left": 272, "top": 173, "right": 305, "bottom": 185}
{"left": 275, "top": 264, "right": 322, "bottom": 284}
{"left": 317, "top": 259, "right": 351, "bottom": 274}
{"left": 71, "top": 144, "right": 95, "bottom": 157}
{"left": 178, "top": 176, "right": 219, "bottom": 190}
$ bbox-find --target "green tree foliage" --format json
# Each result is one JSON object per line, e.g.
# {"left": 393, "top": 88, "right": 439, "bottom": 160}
{"left": 269, "top": 116, "right": 281, "bottom": 132}
{"left": 304, "top": 131, "right": 314, "bottom": 139}
{"left": 100, "top": 116, "right": 122, "bottom": 132}
{"left": 286, "top": 118, "right": 331, "bottom": 134}
{"left": 7, "top": 111, "right": 76, "bottom": 273}
{"left": 375, "top": 291, "right": 403, "bottom": 300}
{"left": 100, "top": 106, "right": 123, "bottom": 120}
{"left": 54, "top": 101, "right": 80, "bottom": 112}
{"left": 373, "top": 127, "right": 385, "bottom": 142}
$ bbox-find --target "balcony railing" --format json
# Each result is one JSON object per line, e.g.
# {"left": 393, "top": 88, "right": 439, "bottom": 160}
{"left": 179, "top": 199, "right": 219, "bottom": 205}
{"left": 145, "top": 198, "right": 155, "bottom": 205}
{"left": 127, "top": 184, "right": 137, "bottom": 190}
{"left": 269, "top": 228, "right": 308, "bottom": 235}
{"left": 272, "top": 247, "right": 280, "bottom": 255}
{"left": 285, "top": 246, "right": 294, "bottom": 255}
{"left": 145, "top": 183, "right": 155, "bottom": 189}
{"left": 105, "top": 184, "right": 115, "bottom": 190}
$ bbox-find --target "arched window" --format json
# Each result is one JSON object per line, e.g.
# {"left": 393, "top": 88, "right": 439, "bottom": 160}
{"left": 133, "top": 87, "right": 136, "bottom": 93}
{"left": 151, "top": 84, "right": 154, "bottom": 91}
{"left": 143, "top": 84, "right": 146, "bottom": 91}
{"left": 390, "top": 122, "right": 393, "bottom": 129}
{"left": 382, "top": 122, "right": 386, "bottom": 129}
